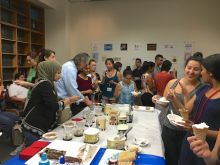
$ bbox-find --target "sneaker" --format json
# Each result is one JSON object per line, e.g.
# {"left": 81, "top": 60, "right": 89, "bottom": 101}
{"left": 0, "top": 132, "right": 2, "bottom": 136}
{"left": 9, "top": 143, "right": 25, "bottom": 156}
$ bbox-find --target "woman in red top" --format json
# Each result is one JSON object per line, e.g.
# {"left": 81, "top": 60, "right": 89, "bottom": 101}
{"left": 77, "top": 66, "right": 93, "bottom": 99}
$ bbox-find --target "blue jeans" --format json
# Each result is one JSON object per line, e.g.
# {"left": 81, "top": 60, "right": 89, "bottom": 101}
{"left": 23, "top": 129, "right": 40, "bottom": 146}
{"left": 0, "top": 111, "right": 19, "bottom": 137}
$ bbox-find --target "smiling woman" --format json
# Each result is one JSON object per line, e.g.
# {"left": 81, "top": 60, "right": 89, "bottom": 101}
{"left": 179, "top": 54, "right": 220, "bottom": 165}
{"left": 152, "top": 56, "right": 203, "bottom": 165}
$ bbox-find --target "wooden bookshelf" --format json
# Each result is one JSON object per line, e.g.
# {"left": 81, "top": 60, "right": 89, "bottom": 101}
{"left": 0, "top": 0, "right": 45, "bottom": 84}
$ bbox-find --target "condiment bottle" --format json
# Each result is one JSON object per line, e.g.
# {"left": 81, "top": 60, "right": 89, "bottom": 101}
{"left": 39, "top": 152, "right": 50, "bottom": 165}
{"left": 59, "top": 155, "right": 65, "bottom": 165}
{"left": 108, "top": 155, "right": 118, "bottom": 165}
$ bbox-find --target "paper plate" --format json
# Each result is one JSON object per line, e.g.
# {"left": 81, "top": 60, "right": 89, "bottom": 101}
{"left": 167, "top": 114, "right": 185, "bottom": 127}
{"left": 131, "top": 91, "right": 141, "bottom": 96}
{"left": 156, "top": 97, "right": 170, "bottom": 106}
{"left": 133, "top": 138, "right": 149, "bottom": 147}
{"left": 42, "top": 132, "right": 57, "bottom": 140}
{"left": 125, "top": 144, "right": 142, "bottom": 153}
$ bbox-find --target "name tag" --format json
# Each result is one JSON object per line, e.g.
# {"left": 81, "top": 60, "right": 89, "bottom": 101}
{"left": 107, "top": 87, "right": 112, "bottom": 92}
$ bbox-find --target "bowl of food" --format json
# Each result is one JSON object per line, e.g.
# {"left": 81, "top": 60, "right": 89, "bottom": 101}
{"left": 84, "top": 127, "right": 99, "bottom": 144}
{"left": 156, "top": 97, "right": 170, "bottom": 106}
{"left": 131, "top": 91, "right": 141, "bottom": 96}
{"left": 117, "top": 124, "right": 129, "bottom": 135}
{"left": 42, "top": 132, "right": 57, "bottom": 140}
{"left": 107, "top": 135, "right": 126, "bottom": 150}
{"left": 167, "top": 114, "right": 185, "bottom": 127}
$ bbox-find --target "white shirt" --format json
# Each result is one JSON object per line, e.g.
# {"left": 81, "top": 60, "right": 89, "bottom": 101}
{"left": 8, "top": 82, "right": 28, "bottom": 99}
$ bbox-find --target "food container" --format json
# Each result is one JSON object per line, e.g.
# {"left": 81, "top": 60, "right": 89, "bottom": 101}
{"left": 74, "top": 121, "right": 84, "bottom": 137}
{"left": 107, "top": 136, "right": 126, "bottom": 150}
{"left": 127, "top": 112, "right": 133, "bottom": 123}
{"left": 108, "top": 155, "right": 118, "bottom": 165}
{"left": 94, "top": 105, "right": 103, "bottom": 116}
{"left": 117, "top": 124, "right": 129, "bottom": 135}
{"left": 118, "top": 114, "right": 127, "bottom": 124}
{"left": 42, "top": 132, "right": 57, "bottom": 140}
{"left": 85, "top": 112, "right": 94, "bottom": 127}
{"left": 109, "top": 111, "right": 119, "bottom": 125}
{"left": 104, "top": 104, "right": 112, "bottom": 115}
{"left": 96, "top": 116, "right": 106, "bottom": 131}
{"left": 82, "top": 107, "right": 91, "bottom": 119}
{"left": 84, "top": 128, "right": 99, "bottom": 144}
{"left": 63, "top": 121, "right": 75, "bottom": 141}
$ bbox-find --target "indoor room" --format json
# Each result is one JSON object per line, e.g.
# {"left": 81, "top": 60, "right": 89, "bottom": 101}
{"left": 1, "top": 0, "right": 220, "bottom": 164}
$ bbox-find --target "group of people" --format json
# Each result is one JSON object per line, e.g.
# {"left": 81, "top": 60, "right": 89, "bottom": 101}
{"left": 0, "top": 50, "right": 219, "bottom": 165}
{"left": 152, "top": 52, "right": 220, "bottom": 165}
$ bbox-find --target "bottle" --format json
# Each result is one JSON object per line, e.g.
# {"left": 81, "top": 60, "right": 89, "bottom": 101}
{"left": 108, "top": 154, "right": 118, "bottom": 165}
{"left": 59, "top": 155, "right": 65, "bottom": 165}
{"left": 39, "top": 152, "right": 50, "bottom": 165}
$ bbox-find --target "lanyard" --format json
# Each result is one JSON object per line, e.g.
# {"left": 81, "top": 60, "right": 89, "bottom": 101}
{"left": 194, "top": 87, "right": 220, "bottom": 123}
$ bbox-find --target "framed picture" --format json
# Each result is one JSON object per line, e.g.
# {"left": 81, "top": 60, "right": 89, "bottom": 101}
{"left": 120, "top": 43, "right": 127, "bottom": 51}
{"left": 104, "top": 44, "right": 113, "bottom": 51}
{"left": 147, "top": 43, "right": 157, "bottom": 51}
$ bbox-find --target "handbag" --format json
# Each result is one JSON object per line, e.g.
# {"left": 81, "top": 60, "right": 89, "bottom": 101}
{"left": 12, "top": 123, "right": 23, "bottom": 146}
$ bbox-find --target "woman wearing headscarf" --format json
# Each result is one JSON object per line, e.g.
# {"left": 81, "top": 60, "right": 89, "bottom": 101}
{"left": 22, "top": 61, "right": 80, "bottom": 146}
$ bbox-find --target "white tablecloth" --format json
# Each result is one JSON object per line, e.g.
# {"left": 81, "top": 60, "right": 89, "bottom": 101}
{"left": 51, "top": 108, "right": 165, "bottom": 158}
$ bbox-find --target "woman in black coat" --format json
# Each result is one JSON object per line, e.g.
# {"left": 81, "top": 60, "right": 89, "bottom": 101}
{"left": 22, "top": 61, "right": 79, "bottom": 146}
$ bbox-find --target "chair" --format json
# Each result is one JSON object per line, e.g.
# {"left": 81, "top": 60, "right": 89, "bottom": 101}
{"left": 3, "top": 88, "right": 24, "bottom": 116}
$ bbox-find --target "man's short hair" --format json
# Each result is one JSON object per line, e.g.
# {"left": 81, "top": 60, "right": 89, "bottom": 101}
{"left": 14, "top": 73, "right": 24, "bottom": 80}
{"left": 72, "top": 53, "right": 90, "bottom": 68}
{"left": 135, "top": 58, "right": 142, "bottom": 63}
{"left": 155, "top": 54, "right": 163, "bottom": 61}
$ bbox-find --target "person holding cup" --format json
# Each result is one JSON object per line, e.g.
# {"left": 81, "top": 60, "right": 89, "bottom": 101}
{"left": 114, "top": 69, "right": 137, "bottom": 104}
{"left": 187, "top": 130, "right": 220, "bottom": 165}
{"left": 152, "top": 56, "right": 203, "bottom": 165}
{"left": 178, "top": 54, "right": 220, "bottom": 165}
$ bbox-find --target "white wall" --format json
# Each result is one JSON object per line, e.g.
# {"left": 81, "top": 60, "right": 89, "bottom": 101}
{"left": 45, "top": 0, "right": 220, "bottom": 75}
{"left": 45, "top": 0, "right": 71, "bottom": 64}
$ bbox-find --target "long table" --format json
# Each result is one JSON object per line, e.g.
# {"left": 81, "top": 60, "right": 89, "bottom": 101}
{"left": 3, "top": 107, "right": 165, "bottom": 165}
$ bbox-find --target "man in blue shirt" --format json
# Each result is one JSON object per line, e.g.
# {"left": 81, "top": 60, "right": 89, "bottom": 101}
{"left": 56, "top": 53, "right": 92, "bottom": 115}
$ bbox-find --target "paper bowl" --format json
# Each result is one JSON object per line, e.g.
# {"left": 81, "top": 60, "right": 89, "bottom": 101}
{"left": 131, "top": 91, "right": 141, "bottom": 96}
{"left": 167, "top": 114, "right": 185, "bottom": 127}
{"left": 133, "top": 138, "right": 149, "bottom": 147}
{"left": 84, "top": 128, "right": 99, "bottom": 144}
{"left": 125, "top": 144, "right": 142, "bottom": 153}
{"left": 42, "top": 132, "right": 57, "bottom": 140}
{"left": 156, "top": 97, "right": 169, "bottom": 106}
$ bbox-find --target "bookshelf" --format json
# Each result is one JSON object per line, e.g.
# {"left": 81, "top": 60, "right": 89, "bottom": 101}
{"left": 0, "top": 0, "right": 45, "bottom": 84}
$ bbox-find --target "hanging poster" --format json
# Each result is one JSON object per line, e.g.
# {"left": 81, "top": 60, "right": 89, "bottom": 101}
{"left": 104, "top": 44, "right": 113, "bottom": 51}
{"left": 120, "top": 43, "right": 127, "bottom": 51}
